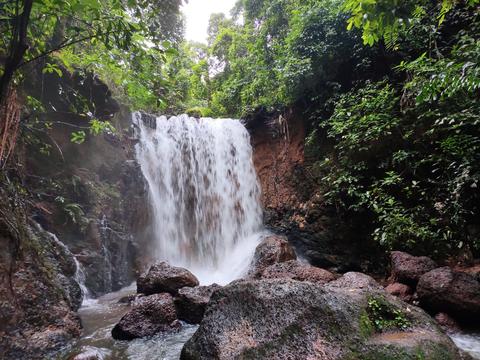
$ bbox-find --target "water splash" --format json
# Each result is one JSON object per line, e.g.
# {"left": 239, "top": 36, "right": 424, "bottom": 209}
{"left": 133, "top": 113, "right": 265, "bottom": 284}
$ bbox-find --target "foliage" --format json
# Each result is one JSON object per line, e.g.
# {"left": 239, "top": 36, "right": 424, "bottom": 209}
{"left": 55, "top": 195, "right": 87, "bottom": 228}
{"left": 0, "top": 0, "right": 183, "bottom": 149}
{"left": 319, "top": 19, "right": 480, "bottom": 254}
{"left": 182, "top": 0, "right": 381, "bottom": 118}
{"left": 365, "top": 296, "right": 411, "bottom": 332}
{"left": 2, "top": 0, "right": 478, "bottom": 262}
{"left": 342, "top": 0, "right": 480, "bottom": 48}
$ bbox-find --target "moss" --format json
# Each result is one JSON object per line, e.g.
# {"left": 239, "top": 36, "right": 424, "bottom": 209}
{"left": 186, "top": 106, "right": 213, "bottom": 118}
{"left": 359, "top": 310, "right": 375, "bottom": 338}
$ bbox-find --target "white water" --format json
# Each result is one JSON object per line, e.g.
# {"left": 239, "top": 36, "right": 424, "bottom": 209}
{"left": 133, "top": 113, "right": 265, "bottom": 285}
{"left": 74, "top": 257, "right": 91, "bottom": 301}
{"left": 450, "top": 333, "right": 480, "bottom": 359}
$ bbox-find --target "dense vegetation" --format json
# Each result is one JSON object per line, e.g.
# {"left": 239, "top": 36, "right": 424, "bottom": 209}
{"left": 1, "top": 0, "right": 479, "bottom": 259}
{"left": 178, "top": 0, "right": 480, "bottom": 259}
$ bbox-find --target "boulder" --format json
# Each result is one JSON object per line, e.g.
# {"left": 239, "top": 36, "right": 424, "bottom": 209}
{"left": 181, "top": 277, "right": 464, "bottom": 360}
{"left": 137, "top": 262, "right": 199, "bottom": 295}
{"left": 385, "top": 282, "right": 414, "bottom": 303}
{"left": 390, "top": 251, "right": 437, "bottom": 286}
{"left": 327, "top": 271, "right": 384, "bottom": 291}
{"left": 417, "top": 267, "right": 480, "bottom": 323}
{"left": 174, "top": 284, "right": 222, "bottom": 324}
{"left": 260, "top": 260, "right": 335, "bottom": 285}
{"left": 457, "top": 264, "right": 480, "bottom": 282}
{"left": 435, "top": 313, "right": 460, "bottom": 333}
{"left": 247, "top": 235, "right": 296, "bottom": 278}
{"left": 111, "top": 293, "right": 180, "bottom": 340}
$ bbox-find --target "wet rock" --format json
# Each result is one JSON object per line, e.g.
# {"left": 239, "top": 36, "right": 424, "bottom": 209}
{"left": 457, "top": 264, "right": 480, "bottom": 282}
{"left": 260, "top": 260, "right": 335, "bottom": 285}
{"left": 174, "top": 284, "right": 222, "bottom": 324}
{"left": 435, "top": 312, "right": 461, "bottom": 333}
{"left": 327, "top": 271, "right": 383, "bottom": 291}
{"left": 111, "top": 293, "right": 180, "bottom": 340}
{"left": 137, "top": 262, "right": 199, "bottom": 295}
{"left": 181, "top": 278, "right": 463, "bottom": 360}
{"left": 118, "top": 293, "right": 144, "bottom": 304}
{"left": 0, "top": 217, "right": 82, "bottom": 360}
{"left": 385, "top": 282, "right": 414, "bottom": 303}
{"left": 247, "top": 235, "right": 296, "bottom": 278}
{"left": 417, "top": 267, "right": 480, "bottom": 323}
{"left": 390, "top": 251, "right": 437, "bottom": 286}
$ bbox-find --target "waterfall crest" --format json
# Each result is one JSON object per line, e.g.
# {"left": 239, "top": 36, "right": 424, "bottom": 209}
{"left": 133, "top": 113, "right": 265, "bottom": 284}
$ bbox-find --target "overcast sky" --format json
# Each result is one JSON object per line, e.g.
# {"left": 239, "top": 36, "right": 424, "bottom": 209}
{"left": 182, "top": 0, "right": 237, "bottom": 43}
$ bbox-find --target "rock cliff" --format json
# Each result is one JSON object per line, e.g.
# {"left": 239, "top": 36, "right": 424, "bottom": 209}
{"left": 246, "top": 109, "right": 382, "bottom": 273}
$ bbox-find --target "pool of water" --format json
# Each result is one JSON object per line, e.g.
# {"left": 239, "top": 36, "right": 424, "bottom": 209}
{"left": 66, "top": 285, "right": 198, "bottom": 360}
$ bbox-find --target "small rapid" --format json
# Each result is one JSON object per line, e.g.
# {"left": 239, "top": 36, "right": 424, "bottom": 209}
{"left": 450, "top": 333, "right": 480, "bottom": 359}
{"left": 70, "top": 285, "right": 198, "bottom": 359}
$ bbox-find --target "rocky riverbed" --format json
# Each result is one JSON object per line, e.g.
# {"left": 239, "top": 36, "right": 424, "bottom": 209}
{"left": 67, "top": 235, "right": 480, "bottom": 360}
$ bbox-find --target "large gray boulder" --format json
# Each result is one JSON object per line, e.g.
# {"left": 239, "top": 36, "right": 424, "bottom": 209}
{"left": 181, "top": 275, "right": 467, "bottom": 360}
{"left": 247, "top": 235, "right": 296, "bottom": 278}
{"left": 111, "top": 293, "right": 180, "bottom": 340}
{"left": 137, "top": 262, "right": 199, "bottom": 295}
{"left": 417, "top": 267, "right": 480, "bottom": 323}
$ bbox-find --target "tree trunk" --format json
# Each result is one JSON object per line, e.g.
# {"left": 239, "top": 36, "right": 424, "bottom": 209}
{"left": 0, "top": 0, "right": 34, "bottom": 104}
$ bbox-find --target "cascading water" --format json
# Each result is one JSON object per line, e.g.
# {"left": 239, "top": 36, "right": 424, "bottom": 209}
{"left": 73, "top": 257, "right": 90, "bottom": 300}
{"left": 41, "top": 226, "right": 90, "bottom": 302}
{"left": 133, "top": 113, "right": 265, "bottom": 284}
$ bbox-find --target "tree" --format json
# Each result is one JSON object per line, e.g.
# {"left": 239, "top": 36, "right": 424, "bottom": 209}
{"left": 342, "top": 0, "right": 480, "bottom": 47}
{"left": 0, "top": 0, "right": 183, "bottom": 166}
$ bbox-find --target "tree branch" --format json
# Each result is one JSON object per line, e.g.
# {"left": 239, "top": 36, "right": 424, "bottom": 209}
{"left": 18, "top": 33, "right": 101, "bottom": 68}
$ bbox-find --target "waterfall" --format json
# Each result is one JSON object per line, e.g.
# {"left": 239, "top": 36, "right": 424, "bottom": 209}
{"left": 73, "top": 257, "right": 90, "bottom": 300}
{"left": 41, "top": 226, "right": 90, "bottom": 301}
{"left": 133, "top": 113, "right": 265, "bottom": 284}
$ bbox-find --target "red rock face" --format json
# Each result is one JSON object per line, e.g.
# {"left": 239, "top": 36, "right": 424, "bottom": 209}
{"left": 246, "top": 112, "right": 371, "bottom": 271}
{"left": 249, "top": 111, "right": 306, "bottom": 211}
{"left": 385, "top": 283, "right": 414, "bottom": 303}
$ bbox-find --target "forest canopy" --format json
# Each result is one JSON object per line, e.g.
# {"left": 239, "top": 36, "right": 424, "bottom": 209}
{"left": 1, "top": 0, "right": 479, "bottom": 258}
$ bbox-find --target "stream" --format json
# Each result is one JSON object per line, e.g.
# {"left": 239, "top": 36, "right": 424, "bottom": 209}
{"left": 68, "top": 285, "right": 198, "bottom": 360}
{"left": 451, "top": 333, "right": 480, "bottom": 359}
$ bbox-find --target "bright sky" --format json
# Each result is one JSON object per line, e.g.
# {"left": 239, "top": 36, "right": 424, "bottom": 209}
{"left": 182, "top": 0, "right": 237, "bottom": 43}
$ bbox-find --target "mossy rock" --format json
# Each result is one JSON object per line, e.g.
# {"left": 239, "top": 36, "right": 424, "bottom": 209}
{"left": 181, "top": 274, "right": 465, "bottom": 360}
